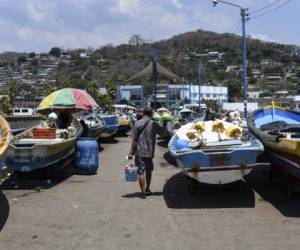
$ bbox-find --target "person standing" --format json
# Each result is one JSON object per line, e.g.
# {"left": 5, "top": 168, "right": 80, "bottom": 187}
{"left": 130, "top": 110, "right": 137, "bottom": 128}
{"left": 128, "top": 107, "right": 163, "bottom": 199}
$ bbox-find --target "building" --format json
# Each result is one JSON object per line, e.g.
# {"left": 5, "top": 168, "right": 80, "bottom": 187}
{"left": 248, "top": 91, "right": 263, "bottom": 99}
{"left": 251, "top": 69, "right": 263, "bottom": 79}
{"left": 208, "top": 51, "right": 224, "bottom": 63}
{"left": 222, "top": 102, "right": 258, "bottom": 113}
{"left": 117, "top": 85, "right": 144, "bottom": 107}
{"left": 166, "top": 84, "right": 228, "bottom": 107}
{"left": 265, "top": 73, "right": 282, "bottom": 81}
{"left": 293, "top": 92, "right": 300, "bottom": 110}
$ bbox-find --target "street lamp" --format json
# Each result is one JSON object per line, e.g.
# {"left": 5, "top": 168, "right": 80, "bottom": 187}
{"left": 212, "top": 0, "right": 249, "bottom": 118}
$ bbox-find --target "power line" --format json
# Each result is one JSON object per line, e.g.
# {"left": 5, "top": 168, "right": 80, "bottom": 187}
{"left": 250, "top": 0, "right": 293, "bottom": 20}
{"left": 247, "top": 0, "right": 258, "bottom": 9}
{"left": 227, "top": 18, "right": 241, "bottom": 33}
{"left": 232, "top": 20, "right": 242, "bottom": 34}
{"left": 249, "top": 0, "right": 282, "bottom": 14}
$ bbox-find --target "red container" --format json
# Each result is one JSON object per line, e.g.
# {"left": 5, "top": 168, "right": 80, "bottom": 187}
{"left": 32, "top": 128, "right": 56, "bottom": 139}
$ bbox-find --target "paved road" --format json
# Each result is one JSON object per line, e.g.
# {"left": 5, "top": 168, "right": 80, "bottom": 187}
{"left": 1, "top": 135, "right": 300, "bottom": 250}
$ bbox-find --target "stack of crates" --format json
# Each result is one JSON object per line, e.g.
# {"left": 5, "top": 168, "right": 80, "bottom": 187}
{"left": 32, "top": 128, "right": 56, "bottom": 139}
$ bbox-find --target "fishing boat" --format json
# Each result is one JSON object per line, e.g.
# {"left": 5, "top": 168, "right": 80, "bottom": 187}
{"left": 111, "top": 104, "right": 134, "bottom": 134}
{"left": 117, "top": 113, "right": 131, "bottom": 134}
{"left": 247, "top": 102, "right": 300, "bottom": 192}
{"left": 97, "top": 113, "right": 119, "bottom": 138}
{"left": 168, "top": 119, "right": 264, "bottom": 184}
{"left": 0, "top": 114, "right": 11, "bottom": 182}
{"left": 80, "top": 112, "right": 106, "bottom": 138}
{"left": 5, "top": 119, "right": 82, "bottom": 173}
{"left": 6, "top": 88, "right": 97, "bottom": 173}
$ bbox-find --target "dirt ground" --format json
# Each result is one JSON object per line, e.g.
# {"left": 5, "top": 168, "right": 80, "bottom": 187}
{"left": 1, "top": 135, "right": 300, "bottom": 250}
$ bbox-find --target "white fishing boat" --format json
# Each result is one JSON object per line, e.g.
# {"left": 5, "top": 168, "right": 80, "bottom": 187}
{"left": 168, "top": 119, "right": 264, "bottom": 184}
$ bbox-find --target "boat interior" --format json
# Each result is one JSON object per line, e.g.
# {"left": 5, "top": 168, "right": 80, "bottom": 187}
{"left": 253, "top": 108, "right": 300, "bottom": 139}
{"left": 13, "top": 119, "right": 81, "bottom": 145}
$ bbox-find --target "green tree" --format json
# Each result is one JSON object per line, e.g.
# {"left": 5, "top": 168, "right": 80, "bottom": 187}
{"left": 17, "top": 55, "right": 27, "bottom": 65}
{"left": 0, "top": 95, "right": 13, "bottom": 114}
{"left": 106, "top": 80, "right": 117, "bottom": 101}
{"left": 29, "top": 52, "right": 36, "bottom": 58}
{"left": 49, "top": 47, "right": 61, "bottom": 58}
{"left": 1, "top": 82, "right": 22, "bottom": 106}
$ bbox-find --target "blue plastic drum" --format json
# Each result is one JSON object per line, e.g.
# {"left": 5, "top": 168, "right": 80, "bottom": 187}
{"left": 76, "top": 138, "right": 99, "bottom": 174}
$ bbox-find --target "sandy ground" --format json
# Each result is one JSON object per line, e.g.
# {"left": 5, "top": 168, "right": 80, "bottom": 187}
{"left": 1, "top": 135, "right": 300, "bottom": 250}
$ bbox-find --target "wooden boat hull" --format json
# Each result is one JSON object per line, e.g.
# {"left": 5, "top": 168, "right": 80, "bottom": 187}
{"left": 169, "top": 121, "right": 263, "bottom": 184}
{"left": 0, "top": 114, "right": 11, "bottom": 182}
{"left": 248, "top": 105, "right": 300, "bottom": 181}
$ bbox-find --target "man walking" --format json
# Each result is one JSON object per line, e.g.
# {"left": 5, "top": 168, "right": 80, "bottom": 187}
{"left": 128, "top": 107, "right": 163, "bottom": 199}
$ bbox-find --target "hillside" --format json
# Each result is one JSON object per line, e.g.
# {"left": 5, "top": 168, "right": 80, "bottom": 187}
{"left": 0, "top": 29, "right": 300, "bottom": 102}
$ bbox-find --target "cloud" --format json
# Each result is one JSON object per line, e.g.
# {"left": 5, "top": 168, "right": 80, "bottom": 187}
{"left": 0, "top": 0, "right": 295, "bottom": 52}
{"left": 250, "top": 33, "right": 279, "bottom": 43}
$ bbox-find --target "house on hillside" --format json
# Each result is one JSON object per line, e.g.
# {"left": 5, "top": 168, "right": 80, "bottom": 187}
{"left": 265, "top": 73, "right": 282, "bottom": 81}
{"left": 251, "top": 69, "right": 263, "bottom": 79}
{"left": 260, "top": 59, "right": 273, "bottom": 66}
{"left": 226, "top": 65, "right": 240, "bottom": 76}
{"left": 208, "top": 51, "right": 224, "bottom": 63}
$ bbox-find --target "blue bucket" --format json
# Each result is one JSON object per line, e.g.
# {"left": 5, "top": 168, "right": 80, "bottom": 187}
{"left": 124, "top": 163, "right": 138, "bottom": 182}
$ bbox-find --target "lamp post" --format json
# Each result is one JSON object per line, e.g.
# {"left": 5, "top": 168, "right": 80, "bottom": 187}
{"left": 212, "top": 0, "right": 249, "bottom": 118}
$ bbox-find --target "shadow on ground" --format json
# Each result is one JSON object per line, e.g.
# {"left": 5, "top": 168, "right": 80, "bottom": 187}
{"left": 162, "top": 152, "right": 177, "bottom": 167}
{"left": 245, "top": 166, "right": 300, "bottom": 218}
{"left": 115, "top": 132, "right": 129, "bottom": 138}
{"left": 122, "top": 192, "right": 163, "bottom": 199}
{"left": 163, "top": 173, "right": 255, "bottom": 209}
{"left": 157, "top": 139, "right": 169, "bottom": 148}
{"left": 0, "top": 164, "right": 77, "bottom": 191}
{"left": 0, "top": 191, "right": 9, "bottom": 232}
{"left": 99, "top": 137, "right": 119, "bottom": 144}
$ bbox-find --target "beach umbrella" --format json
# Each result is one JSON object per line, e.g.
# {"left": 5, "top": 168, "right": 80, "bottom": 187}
{"left": 37, "top": 88, "right": 99, "bottom": 113}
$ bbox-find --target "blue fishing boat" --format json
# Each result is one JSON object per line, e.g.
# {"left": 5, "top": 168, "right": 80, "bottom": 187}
{"left": 80, "top": 112, "right": 106, "bottom": 138}
{"left": 97, "top": 114, "right": 119, "bottom": 138}
{"left": 248, "top": 102, "right": 300, "bottom": 193}
{"left": 168, "top": 119, "right": 264, "bottom": 184}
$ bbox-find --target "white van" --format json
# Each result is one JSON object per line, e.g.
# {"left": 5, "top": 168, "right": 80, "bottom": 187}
{"left": 13, "top": 108, "right": 34, "bottom": 116}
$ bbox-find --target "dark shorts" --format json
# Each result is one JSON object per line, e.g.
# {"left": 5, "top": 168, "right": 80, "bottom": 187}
{"left": 135, "top": 157, "right": 154, "bottom": 175}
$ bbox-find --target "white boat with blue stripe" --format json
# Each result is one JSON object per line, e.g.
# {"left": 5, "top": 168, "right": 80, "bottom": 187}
{"left": 168, "top": 119, "right": 264, "bottom": 184}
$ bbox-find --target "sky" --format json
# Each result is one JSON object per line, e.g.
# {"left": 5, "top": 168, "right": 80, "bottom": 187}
{"left": 0, "top": 0, "right": 298, "bottom": 53}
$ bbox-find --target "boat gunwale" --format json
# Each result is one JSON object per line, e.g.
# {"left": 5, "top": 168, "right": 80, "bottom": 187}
{"left": 0, "top": 114, "right": 11, "bottom": 157}
{"left": 168, "top": 131, "right": 264, "bottom": 157}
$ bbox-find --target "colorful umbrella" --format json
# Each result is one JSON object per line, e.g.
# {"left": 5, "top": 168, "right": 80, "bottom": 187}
{"left": 37, "top": 88, "right": 99, "bottom": 113}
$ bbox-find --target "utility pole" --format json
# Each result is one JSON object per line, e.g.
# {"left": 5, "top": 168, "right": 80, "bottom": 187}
{"left": 198, "top": 62, "right": 202, "bottom": 111}
{"left": 241, "top": 8, "right": 248, "bottom": 118}
{"left": 152, "top": 48, "right": 157, "bottom": 109}
{"left": 212, "top": 0, "right": 249, "bottom": 117}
